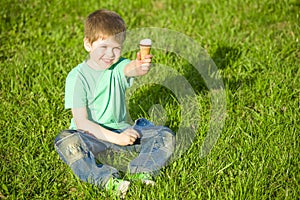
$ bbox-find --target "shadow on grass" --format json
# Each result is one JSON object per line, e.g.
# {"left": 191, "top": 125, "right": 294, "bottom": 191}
{"left": 212, "top": 45, "right": 242, "bottom": 70}
{"left": 128, "top": 84, "right": 181, "bottom": 130}
{"left": 211, "top": 44, "right": 255, "bottom": 92}
{"left": 127, "top": 44, "right": 244, "bottom": 130}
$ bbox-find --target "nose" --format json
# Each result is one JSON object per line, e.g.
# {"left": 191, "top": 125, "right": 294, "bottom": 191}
{"left": 105, "top": 48, "right": 114, "bottom": 58}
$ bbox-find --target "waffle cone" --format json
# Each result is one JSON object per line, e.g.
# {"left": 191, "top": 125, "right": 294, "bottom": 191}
{"left": 140, "top": 45, "right": 151, "bottom": 60}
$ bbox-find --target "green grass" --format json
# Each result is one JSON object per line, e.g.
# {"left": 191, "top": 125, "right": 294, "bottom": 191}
{"left": 0, "top": 0, "right": 299, "bottom": 199}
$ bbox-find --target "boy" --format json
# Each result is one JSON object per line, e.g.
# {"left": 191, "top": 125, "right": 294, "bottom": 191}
{"left": 54, "top": 9, "right": 175, "bottom": 198}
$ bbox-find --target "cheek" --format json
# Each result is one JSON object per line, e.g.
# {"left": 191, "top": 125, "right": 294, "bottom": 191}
{"left": 90, "top": 48, "right": 105, "bottom": 59}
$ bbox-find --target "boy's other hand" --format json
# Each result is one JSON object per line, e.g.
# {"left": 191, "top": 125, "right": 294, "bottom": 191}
{"left": 117, "top": 128, "right": 140, "bottom": 146}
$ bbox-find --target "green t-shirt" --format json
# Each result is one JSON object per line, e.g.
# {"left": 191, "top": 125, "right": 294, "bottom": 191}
{"left": 65, "top": 57, "right": 133, "bottom": 130}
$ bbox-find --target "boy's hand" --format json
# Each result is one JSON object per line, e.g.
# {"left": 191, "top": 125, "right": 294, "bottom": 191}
{"left": 116, "top": 128, "right": 140, "bottom": 146}
{"left": 124, "top": 52, "right": 153, "bottom": 77}
{"left": 135, "top": 52, "right": 152, "bottom": 75}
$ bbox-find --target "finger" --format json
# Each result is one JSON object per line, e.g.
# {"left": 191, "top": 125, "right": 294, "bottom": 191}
{"left": 143, "top": 58, "right": 152, "bottom": 63}
{"left": 131, "top": 132, "right": 139, "bottom": 139}
{"left": 127, "top": 140, "right": 133, "bottom": 146}
{"left": 144, "top": 54, "right": 153, "bottom": 59}
{"left": 128, "top": 136, "right": 136, "bottom": 145}
{"left": 125, "top": 129, "right": 137, "bottom": 138}
{"left": 128, "top": 134, "right": 137, "bottom": 141}
{"left": 131, "top": 136, "right": 137, "bottom": 142}
{"left": 136, "top": 52, "right": 141, "bottom": 61}
{"left": 131, "top": 128, "right": 141, "bottom": 135}
{"left": 128, "top": 129, "right": 140, "bottom": 138}
{"left": 141, "top": 63, "right": 151, "bottom": 71}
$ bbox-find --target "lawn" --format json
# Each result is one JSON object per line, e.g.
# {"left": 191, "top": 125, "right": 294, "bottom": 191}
{"left": 0, "top": 0, "right": 299, "bottom": 199}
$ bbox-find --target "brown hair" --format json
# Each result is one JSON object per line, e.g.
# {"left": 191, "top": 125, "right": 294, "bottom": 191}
{"left": 84, "top": 9, "right": 126, "bottom": 44}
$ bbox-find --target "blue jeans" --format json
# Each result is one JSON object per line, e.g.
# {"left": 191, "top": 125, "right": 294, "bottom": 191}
{"left": 54, "top": 118, "right": 175, "bottom": 187}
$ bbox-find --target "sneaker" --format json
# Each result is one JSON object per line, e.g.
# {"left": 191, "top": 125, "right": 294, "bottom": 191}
{"left": 127, "top": 173, "right": 155, "bottom": 186}
{"left": 105, "top": 178, "right": 130, "bottom": 198}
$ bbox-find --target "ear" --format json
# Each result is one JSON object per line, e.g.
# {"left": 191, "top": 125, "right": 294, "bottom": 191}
{"left": 84, "top": 37, "right": 92, "bottom": 52}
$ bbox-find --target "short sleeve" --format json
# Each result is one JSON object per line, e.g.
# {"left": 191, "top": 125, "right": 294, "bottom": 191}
{"left": 64, "top": 68, "right": 87, "bottom": 109}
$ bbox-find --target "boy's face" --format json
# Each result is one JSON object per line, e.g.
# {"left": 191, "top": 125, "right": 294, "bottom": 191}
{"left": 86, "top": 37, "right": 122, "bottom": 70}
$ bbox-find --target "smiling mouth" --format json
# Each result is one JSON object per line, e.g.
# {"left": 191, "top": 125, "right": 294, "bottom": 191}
{"left": 102, "top": 58, "right": 114, "bottom": 65}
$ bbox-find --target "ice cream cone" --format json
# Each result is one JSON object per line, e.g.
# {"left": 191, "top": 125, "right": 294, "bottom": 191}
{"left": 139, "top": 39, "right": 152, "bottom": 60}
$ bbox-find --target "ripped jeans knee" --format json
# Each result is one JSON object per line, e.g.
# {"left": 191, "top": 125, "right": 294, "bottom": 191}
{"left": 54, "top": 130, "right": 89, "bottom": 166}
